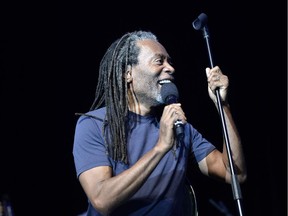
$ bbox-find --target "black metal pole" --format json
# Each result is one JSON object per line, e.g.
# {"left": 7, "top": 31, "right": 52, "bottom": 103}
{"left": 193, "top": 13, "right": 244, "bottom": 216}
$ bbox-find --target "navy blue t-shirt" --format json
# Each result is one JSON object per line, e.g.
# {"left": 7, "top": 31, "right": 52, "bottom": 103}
{"left": 73, "top": 107, "right": 215, "bottom": 216}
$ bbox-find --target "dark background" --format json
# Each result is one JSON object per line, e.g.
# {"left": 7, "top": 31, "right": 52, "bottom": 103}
{"left": 0, "top": 1, "right": 287, "bottom": 215}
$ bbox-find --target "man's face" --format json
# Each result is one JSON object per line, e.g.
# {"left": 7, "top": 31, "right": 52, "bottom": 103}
{"left": 129, "top": 39, "right": 175, "bottom": 107}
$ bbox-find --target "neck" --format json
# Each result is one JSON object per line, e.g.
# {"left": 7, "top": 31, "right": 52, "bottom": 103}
{"left": 128, "top": 102, "right": 156, "bottom": 116}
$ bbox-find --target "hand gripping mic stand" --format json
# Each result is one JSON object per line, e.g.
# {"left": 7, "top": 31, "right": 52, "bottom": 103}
{"left": 192, "top": 13, "right": 244, "bottom": 216}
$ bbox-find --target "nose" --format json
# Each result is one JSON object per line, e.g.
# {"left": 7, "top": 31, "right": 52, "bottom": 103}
{"left": 164, "top": 62, "right": 175, "bottom": 75}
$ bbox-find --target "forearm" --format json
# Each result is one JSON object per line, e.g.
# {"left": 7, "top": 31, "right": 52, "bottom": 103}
{"left": 88, "top": 145, "right": 168, "bottom": 215}
{"left": 221, "top": 103, "right": 247, "bottom": 183}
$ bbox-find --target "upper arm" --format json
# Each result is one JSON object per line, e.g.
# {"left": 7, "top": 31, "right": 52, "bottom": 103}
{"left": 198, "top": 149, "right": 228, "bottom": 182}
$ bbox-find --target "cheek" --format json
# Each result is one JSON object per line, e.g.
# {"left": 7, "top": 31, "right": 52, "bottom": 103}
{"left": 131, "top": 69, "right": 159, "bottom": 91}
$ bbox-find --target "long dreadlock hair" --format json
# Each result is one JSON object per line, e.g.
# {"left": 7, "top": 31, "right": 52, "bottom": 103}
{"left": 89, "top": 30, "right": 158, "bottom": 164}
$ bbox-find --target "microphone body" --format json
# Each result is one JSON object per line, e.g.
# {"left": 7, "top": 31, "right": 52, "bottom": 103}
{"left": 160, "top": 83, "right": 185, "bottom": 141}
{"left": 192, "top": 13, "right": 208, "bottom": 30}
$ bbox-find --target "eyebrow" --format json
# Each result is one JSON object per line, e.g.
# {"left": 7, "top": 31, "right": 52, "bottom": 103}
{"left": 154, "top": 53, "right": 171, "bottom": 61}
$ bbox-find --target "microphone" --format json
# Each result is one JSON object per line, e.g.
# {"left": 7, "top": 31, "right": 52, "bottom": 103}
{"left": 192, "top": 12, "right": 208, "bottom": 30}
{"left": 160, "top": 82, "right": 184, "bottom": 141}
{"left": 192, "top": 12, "right": 214, "bottom": 67}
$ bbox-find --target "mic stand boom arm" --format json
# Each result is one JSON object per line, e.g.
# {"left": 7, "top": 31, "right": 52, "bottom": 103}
{"left": 193, "top": 13, "right": 244, "bottom": 216}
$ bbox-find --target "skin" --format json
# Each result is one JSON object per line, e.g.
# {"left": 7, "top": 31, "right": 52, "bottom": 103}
{"left": 78, "top": 39, "right": 247, "bottom": 215}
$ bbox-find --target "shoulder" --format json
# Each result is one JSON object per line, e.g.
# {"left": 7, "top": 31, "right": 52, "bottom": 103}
{"left": 77, "top": 107, "right": 107, "bottom": 122}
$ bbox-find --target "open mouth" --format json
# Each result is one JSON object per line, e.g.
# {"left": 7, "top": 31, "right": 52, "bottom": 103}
{"left": 158, "top": 79, "right": 172, "bottom": 85}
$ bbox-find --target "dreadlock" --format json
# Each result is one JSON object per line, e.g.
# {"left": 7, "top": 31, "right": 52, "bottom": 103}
{"left": 89, "top": 30, "right": 158, "bottom": 164}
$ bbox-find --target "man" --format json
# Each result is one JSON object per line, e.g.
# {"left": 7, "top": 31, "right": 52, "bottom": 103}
{"left": 73, "top": 30, "right": 247, "bottom": 216}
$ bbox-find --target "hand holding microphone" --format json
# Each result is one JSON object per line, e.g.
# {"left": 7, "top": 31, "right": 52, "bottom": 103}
{"left": 160, "top": 82, "right": 186, "bottom": 141}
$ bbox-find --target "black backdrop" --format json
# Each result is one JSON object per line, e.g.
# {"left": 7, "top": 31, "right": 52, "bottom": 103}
{"left": 0, "top": 1, "right": 287, "bottom": 215}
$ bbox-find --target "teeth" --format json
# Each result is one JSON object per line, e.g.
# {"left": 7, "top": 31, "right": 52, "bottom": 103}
{"left": 159, "top": 80, "right": 171, "bottom": 84}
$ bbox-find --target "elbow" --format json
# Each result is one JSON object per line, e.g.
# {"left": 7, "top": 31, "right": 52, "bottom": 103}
{"left": 90, "top": 197, "right": 114, "bottom": 216}
{"left": 238, "top": 172, "right": 247, "bottom": 184}
{"left": 225, "top": 171, "right": 247, "bottom": 184}
{"left": 237, "top": 165, "right": 248, "bottom": 183}
{"left": 234, "top": 162, "right": 247, "bottom": 184}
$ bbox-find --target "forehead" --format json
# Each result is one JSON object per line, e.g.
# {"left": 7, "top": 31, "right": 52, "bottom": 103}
{"left": 137, "top": 39, "right": 169, "bottom": 58}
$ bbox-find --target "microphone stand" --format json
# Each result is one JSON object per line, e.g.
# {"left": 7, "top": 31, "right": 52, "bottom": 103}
{"left": 193, "top": 14, "right": 244, "bottom": 216}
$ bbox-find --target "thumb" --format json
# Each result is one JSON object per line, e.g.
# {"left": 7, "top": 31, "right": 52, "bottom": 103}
{"left": 205, "top": 67, "right": 210, "bottom": 77}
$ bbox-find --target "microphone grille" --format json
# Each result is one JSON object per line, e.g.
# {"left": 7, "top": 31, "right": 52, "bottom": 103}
{"left": 160, "top": 82, "right": 179, "bottom": 104}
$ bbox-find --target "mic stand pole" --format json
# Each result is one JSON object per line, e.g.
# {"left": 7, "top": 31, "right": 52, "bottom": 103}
{"left": 199, "top": 23, "right": 244, "bottom": 216}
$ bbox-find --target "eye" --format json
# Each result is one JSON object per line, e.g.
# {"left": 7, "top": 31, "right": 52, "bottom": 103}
{"left": 155, "top": 58, "right": 164, "bottom": 65}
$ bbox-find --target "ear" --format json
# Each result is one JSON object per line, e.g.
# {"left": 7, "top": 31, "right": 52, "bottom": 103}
{"left": 125, "top": 65, "right": 133, "bottom": 83}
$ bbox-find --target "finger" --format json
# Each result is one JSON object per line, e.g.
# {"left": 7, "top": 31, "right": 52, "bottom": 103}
{"left": 214, "top": 74, "right": 221, "bottom": 81}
